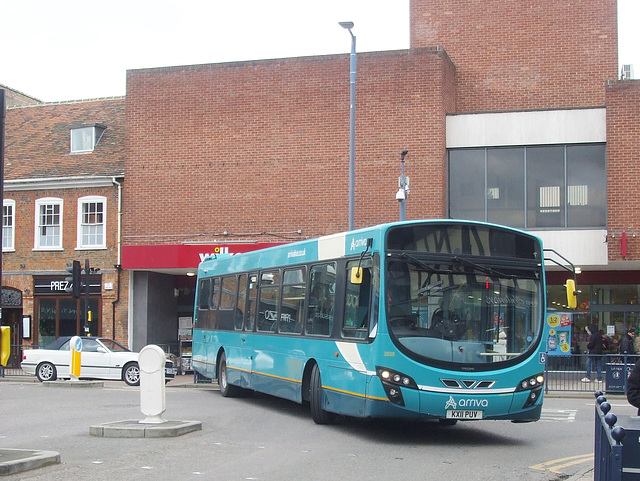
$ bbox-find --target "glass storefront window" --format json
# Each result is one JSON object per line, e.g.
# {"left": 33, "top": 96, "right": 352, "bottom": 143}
{"left": 38, "top": 299, "right": 57, "bottom": 347}
{"left": 35, "top": 297, "right": 101, "bottom": 345}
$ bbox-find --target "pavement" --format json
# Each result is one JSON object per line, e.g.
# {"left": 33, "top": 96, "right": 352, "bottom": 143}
{"left": 0, "top": 374, "right": 212, "bottom": 476}
{"left": 0, "top": 374, "right": 607, "bottom": 479}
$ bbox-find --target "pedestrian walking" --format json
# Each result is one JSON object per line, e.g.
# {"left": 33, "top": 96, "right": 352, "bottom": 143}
{"left": 626, "top": 358, "right": 640, "bottom": 416}
{"left": 619, "top": 328, "right": 636, "bottom": 355}
{"left": 582, "top": 324, "right": 603, "bottom": 383}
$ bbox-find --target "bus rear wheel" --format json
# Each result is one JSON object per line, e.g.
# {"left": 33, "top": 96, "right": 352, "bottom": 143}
{"left": 217, "top": 352, "right": 241, "bottom": 398}
{"left": 309, "top": 364, "right": 336, "bottom": 425}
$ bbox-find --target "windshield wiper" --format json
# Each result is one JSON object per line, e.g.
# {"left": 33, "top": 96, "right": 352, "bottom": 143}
{"left": 451, "top": 256, "right": 518, "bottom": 279}
{"left": 390, "top": 252, "right": 453, "bottom": 275}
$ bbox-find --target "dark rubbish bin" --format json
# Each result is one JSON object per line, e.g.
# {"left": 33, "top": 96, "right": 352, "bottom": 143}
{"left": 605, "top": 363, "right": 634, "bottom": 393}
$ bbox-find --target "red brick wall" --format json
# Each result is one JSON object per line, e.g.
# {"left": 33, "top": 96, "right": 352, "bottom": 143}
{"left": 3, "top": 186, "right": 119, "bottom": 271}
{"left": 410, "top": 0, "right": 618, "bottom": 112}
{"left": 605, "top": 80, "right": 640, "bottom": 261}
{"left": 124, "top": 48, "right": 456, "bottom": 244}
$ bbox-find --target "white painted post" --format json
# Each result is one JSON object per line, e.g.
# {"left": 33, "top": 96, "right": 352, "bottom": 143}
{"left": 138, "top": 344, "right": 166, "bottom": 424}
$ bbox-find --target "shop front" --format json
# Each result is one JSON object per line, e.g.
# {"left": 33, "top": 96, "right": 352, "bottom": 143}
{"left": 33, "top": 275, "right": 102, "bottom": 347}
{"left": 122, "top": 243, "right": 283, "bottom": 354}
{"left": 547, "top": 271, "right": 640, "bottom": 355}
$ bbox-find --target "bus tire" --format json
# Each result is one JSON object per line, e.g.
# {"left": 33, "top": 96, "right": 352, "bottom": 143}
{"left": 309, "top": 364, "right": 336, "bottom": 425}
{"left": 217, "top": 351, "right": 241, "bottom": 398}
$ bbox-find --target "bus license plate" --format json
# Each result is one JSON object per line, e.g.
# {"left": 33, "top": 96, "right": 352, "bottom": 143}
{"left": 446, "top": 410, "right": 483, "bottom": 420}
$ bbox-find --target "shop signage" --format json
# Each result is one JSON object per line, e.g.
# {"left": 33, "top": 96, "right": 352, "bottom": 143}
{"left": 121, "top": 243, "right": 283, "bottom": 270}
{"left": 34, "top": 277, "right": 102, "bottom": 295}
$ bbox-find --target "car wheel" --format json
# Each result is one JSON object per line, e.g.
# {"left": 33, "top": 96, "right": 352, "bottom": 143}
{"left": 36, "top": 362, "right": 57, "bottom": 382}
{"left": 123, "top": 362, "right": 140, "bottom": 386}
{"left": 309, "top": 364, "right": 336, "bottom": 425}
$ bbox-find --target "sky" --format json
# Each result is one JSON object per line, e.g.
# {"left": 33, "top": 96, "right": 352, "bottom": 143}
{"left": 1, "top": 0, "right": 638, "bottom": 103}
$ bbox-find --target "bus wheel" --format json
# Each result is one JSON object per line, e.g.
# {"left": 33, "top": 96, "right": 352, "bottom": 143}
{"left": 217, "top": 352, "right": 241, "bottom": 398}
{"left": 309, "top": 364, "right": 336, "bottom": 425}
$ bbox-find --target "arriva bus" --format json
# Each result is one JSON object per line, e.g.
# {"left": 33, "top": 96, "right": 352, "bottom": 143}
{"left": 192, "top": 220, "right": 576, "bottom": 424}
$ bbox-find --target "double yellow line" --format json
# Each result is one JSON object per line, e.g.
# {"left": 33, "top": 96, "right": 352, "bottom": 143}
{"left": 530, "top": 454, "right": 592, "bottom": 474}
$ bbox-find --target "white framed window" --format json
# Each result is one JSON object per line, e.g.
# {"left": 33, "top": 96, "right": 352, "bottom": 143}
{"left": 77, "top": 196, "right": 106, "bottom": 249}
{"left": 3, "top": 199, "right": 16, "bottom": 252}
{"left": 34, "top": 198, "right": 63, "bottom": 250}
{"left": 70, "top": 124, "right": 106, "bottom": 153}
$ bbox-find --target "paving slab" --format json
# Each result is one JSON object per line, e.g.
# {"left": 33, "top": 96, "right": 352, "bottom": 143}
{"left": 89, "top": 419, "right": 202, "bottom": 438}
{"left": 0, "top": 448, "right": 61, "bottom": 476}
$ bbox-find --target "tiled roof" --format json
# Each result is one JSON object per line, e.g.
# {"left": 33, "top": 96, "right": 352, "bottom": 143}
{"left": 4, "top": 97, "right": 125, "bottom": 180}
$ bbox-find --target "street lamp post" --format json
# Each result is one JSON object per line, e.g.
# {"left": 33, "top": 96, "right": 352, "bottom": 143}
{"left": 396, "top": 150, "right": 409, "bottom": 221}
{"left": 339, "top": 21, "right": 356, "bottom": 231}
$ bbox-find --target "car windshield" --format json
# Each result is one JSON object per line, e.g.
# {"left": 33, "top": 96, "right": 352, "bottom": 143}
{"left": 385, "top": 254, "right": 542, "bottom": 367}
{"left": 99, "top": 339, "right": 130, "bottom": 352}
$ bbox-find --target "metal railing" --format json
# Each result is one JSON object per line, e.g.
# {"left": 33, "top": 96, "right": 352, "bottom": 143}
{"left": 545, "top": 354, "right": 638, "bottom": 393}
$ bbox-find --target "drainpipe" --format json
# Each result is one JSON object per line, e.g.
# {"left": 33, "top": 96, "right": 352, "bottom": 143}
{"left": 111, "top": 177, "right": 123, "bottom": 339}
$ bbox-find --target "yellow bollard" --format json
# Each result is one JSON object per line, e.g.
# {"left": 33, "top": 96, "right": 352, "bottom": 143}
{"left": 0, "top": 326, "right": 10, "bottom": 367}
{"left": 70, "top": 336, "right": 82, "bottom": 380}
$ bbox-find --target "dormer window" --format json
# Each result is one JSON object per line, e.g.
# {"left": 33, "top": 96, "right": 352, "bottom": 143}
{"left": 70, "top": 124, "right": 106, "bottom": 153}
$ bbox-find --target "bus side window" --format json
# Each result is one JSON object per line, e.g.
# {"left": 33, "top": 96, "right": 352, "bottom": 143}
{"left": 246, "top": 273, "right": 258, "bottom": 331}
{"left": 196, "top": 278, "right": 212, "bottom": 329}
{"left": 236, "top": 274, "right": 247, "bottom": 330}
{"left": 281, "top": 267, "right": 306, "bottom": 334}
{"left": 257, "top": 270, "right": 280, "bottom": 333}
{"left": 211, "top": 278, "right": 220, "bottom": 310}
{"left": 306, "top": 263, "right": 336, "bottom": 336}
{"left": 343, "top": 261, "right": 371, "bottom": 339}
{"left": 218, "top": 275, "right": 238, "bottom": 331}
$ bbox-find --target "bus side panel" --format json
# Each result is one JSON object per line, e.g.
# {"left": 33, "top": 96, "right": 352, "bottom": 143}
{"left": 323, "top": 361, "right": 368, "bottom": 417}
{"left": 251, "top": 337, "right": 304, "bottom": 403}
{"left": 192, "top": 329, "right": 217, "bottom": 380}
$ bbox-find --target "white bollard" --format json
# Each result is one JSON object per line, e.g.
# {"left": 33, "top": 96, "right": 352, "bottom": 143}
{"left": 138, "top": 344, "right": 167, "bottom": 424}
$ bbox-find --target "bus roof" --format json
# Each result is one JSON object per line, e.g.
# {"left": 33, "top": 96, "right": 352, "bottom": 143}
{"left": 197, "top": 219, "right": 540, "bottom": 276}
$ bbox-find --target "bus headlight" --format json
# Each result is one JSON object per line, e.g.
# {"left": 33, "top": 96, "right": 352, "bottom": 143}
{"left": 376, "top": 367, "right": 418, "bottom": 406}
{"left": 515, "top": 373, "right": 544, "bottom": 409}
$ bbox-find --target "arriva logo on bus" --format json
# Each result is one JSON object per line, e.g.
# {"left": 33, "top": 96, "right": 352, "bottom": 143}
{"left": 350, "top": 237, "right": 370, "bottom": 252}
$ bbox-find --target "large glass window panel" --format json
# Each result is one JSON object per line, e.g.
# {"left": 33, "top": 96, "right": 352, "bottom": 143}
{"left": 566, "top": 144, "right": 606, "bottom": 227}
{"left": 487, "top": 148, "right": 525, "bottom": 228}
{"left": 38, "top": 299, "right": 57, "bottom": 346}
{"left": 449, "top": 149, "right": 485, "bottom": 221}
{"left": 59, "top": 298, "right": 78, "bottom": 337}
{"left": 526, "top": 146, "right": 565, "bottom": 228}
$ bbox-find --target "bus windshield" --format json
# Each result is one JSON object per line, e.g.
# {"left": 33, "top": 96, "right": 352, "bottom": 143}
{"left": 384, "top": 223, "right": 542, "bottom": 367}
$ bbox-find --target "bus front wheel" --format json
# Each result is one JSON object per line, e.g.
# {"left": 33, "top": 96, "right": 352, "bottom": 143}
{"left": 309, "top": 364, "right": 336, "bottom": 425}
{"left": 217, "top": 352, "right": 241, "bottom": 398}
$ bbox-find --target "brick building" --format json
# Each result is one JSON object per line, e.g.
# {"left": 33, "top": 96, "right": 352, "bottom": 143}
{"left": 121, "top": 0, "right": 640, "bottom": 355}
{"left": 3, "top": 0, "right": 640, "bottom": 359}
{"left": 2, "top": 96, "right": 125, "bottom": 364}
